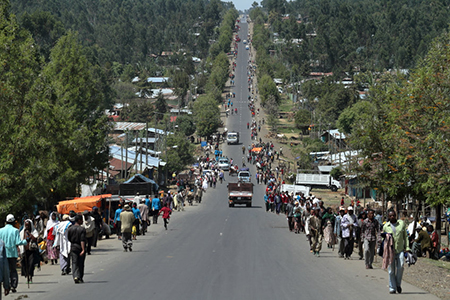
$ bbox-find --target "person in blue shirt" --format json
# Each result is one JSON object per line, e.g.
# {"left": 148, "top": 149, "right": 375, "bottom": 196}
{"left": 0, "top": 214, "right": 27, "bottom": 293}
{"left": 0, "top": 239, "right": 11, "bottom": 296}
{"left": 131, "top": 203, "right": 142, "bottom": 238}
{"left": 144, "top": 195, "right": 151, "bottom": 209}
{"left": 264, "top": 193, "right": 269, "bottom": 212}
{"left": 152, "top": 196, "right": 161, "bottom": 224}
{"left": 114, "top": 205, "right": 123, "bottom": 240}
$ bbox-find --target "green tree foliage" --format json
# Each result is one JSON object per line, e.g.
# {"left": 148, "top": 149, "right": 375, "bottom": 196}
{"left": 11, "top": 0, "right": 228, "bottom": 67}
{"left": 265, "top": 95, "right": 279, "bottom": 132}
{"left": 0, "top": 2, "right": 45, "bottom": 211}
{"left": 154, "top": 92, "right": 168, "bottom": 120}
{"left": 273, "top": 0, "right": 450, "bottom": 72}
{"left": 193, "top": 95, "right": 220, "bottom": 137}
{"left": 175, "top": 115, "right": 196, "bottom": 137}
{"left": 259, "top": 74, "right": 280, "bottom": 106}
{"left": 166, "top": 133, "right": 194, "bottom": 173}
{"left": 172, "top": 70, "right": 189, "bottom": 106}
{"left": 301, "top": 79, "right": 358, "bottom": 126}
{"left": 294, "top": 109, "right": 312, "bottom": 134}
{"left": 120, "top": 101, "right": 154, "bottom": 123}
{"left": 330, "top": 166, "right": 343, "bottom": 181}
{"left": 33, "top": 31, "right": 112, "bottom": 198}
{"left": 348, "top": 31, "right": 450, "bottom": 206}
{"left": 20, "top": 10, "right": 65, "bottom": 61}
{"left": 292, "top": 137, "right": 327, "bottom": 169}
{"left": 337, "top": 101, "right": 376, "bottom": 134}
{"left": 0, "top": 3, "right": 112, "bottom": 212}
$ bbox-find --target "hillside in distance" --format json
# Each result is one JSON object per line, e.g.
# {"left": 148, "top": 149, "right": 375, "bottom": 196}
{"left": 271, "top": 0, "right": 450, "bottom": 71}
{"left": 10, "top": 0, "right": 227, "bottom": 65}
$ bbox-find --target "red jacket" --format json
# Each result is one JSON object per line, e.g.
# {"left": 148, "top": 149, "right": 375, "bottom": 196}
{"left": 159, "top": 207, "right": 172, "bottom": 219}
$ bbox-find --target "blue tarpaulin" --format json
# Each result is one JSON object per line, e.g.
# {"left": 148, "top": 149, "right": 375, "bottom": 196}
{"left": 201, "top": 141, "right": 207, "bottom": 147}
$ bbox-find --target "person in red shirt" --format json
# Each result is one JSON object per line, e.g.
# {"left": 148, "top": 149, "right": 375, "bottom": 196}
{"left": 281, "top": 192, "right": 289, "bottom": 213}
{"left": 159, "top": 203, "right": 172, "bottom": 230}
{"left": 428, "top": 225, "right": 439, "bottom": 259}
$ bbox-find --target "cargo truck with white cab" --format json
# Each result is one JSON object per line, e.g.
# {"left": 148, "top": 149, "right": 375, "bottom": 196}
{"left": 295, "top": 173, "right": 341, "bottom": 192}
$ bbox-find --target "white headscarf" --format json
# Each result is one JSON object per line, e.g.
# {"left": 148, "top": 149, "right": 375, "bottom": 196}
{"left": 44, "top": 212, "right": 59, "bottom": 239}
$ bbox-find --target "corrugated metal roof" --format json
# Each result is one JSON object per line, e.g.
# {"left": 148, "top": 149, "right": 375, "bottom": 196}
{"left": 131, "top": 138, "right": 157, "bottom": 144}
{"left": 147, "top": 77, "right": 170, "bottom": 83}
{"left": 114, "top": 122, "right": 147, "bottom": 131}
{"left": 109, "top": 145, "right": 164, "bottom": 168}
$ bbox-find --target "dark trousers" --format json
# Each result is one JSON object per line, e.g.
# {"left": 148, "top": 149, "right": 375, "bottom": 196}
{"left": 122, "top": 232, "right": 132, "bottom": 249}
{"left": 141, "top": 220, "right": 148, "bottom": 234}
{"left": 86, "top": 236, "right": 93, "bottom": 254}
{"left": 116, "top": 221, "right": 122, "bottom": 237}
{"left": 343, "top": 237, "right": 354, "bottom": 258}
{"left": 287, "top": 217, "right": 294, "bottom": 231}
{"left": 133, "top": 219, "right": 140, "bottom": 235}
{"left": 275, "top": 202, "right": 281, "bottom": 214}
{"left": 7, "top": 257, "right": 18, "bottom": 289}
{"left": 163, "top": 218, "right": 169, "bottom": 230}
{"left": 153, "top": 210, "right": 159, "bottom": 224}
{"left": 265, "top": 202, "right": 270, "bottom": 212}
{"left": 92, "top": 228, "right": 99, "bottom": 247}
{"left": 70, "top": 252, "right": 85, "bottom": 280}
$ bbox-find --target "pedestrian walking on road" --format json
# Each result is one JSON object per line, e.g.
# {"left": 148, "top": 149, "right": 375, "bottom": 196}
{"left": 334, "top": 207, "right": 345, "bottom": 258}
{"left": 341, "top": 206, "right": 358, "bottom": 259}
{"left": 159, "top": 203, "right": 172, "bottom": 230}
{"left": 0, "top": 214, "right": 28, "bottom": 293}
{"left": 308, "top": 208, "right": 323, "bottom": 257}
{"left": 285, "top": 199, "right": 294, "bottom": 232}
{"left": 82, "top": 211, "right": 95, "bottom": 255}
{"left": 322, "top": 207, "right": 336, "bottom": 249}
{"left": 67, "top": 215, "right": 86, "bottom": 284}
{"left": 383, "top": 210, "right": 410, "bottom": 294}
{"left": 131, "top": 203, "right": 141, "bottom": 239}
{"left": 0, "top": 239, "right": 10, "bottom": 296}
{"left": 19, "top": 220, "right": 38, "bottom": 284}
{"left": 114, "top": 204, "right": 122, "bottom": 240}
{"left": 362, "top": 209, "right": 379, "bottom": 269}
{"left": 120, "top": 205, "right": 135, "bottom": 252}
{"left": 152, "top": 195, "right": 161, "bottom": 224}
{"left": 44, "top": 212, "right": 59, "bottom": 265}
{"left": 138, "top": 200, "right": 149, "bottom": 235}
{"left": 54, "top": 215, "right": 72, "bottom": 275}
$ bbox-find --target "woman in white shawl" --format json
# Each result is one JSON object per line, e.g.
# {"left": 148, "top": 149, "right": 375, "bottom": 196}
{"left": 19, "top": 219, "right": 38, "bottom": 283}
{"left": 54, "top": 215, "right": 72, "bottom": 275}
{"left": 45, "top": 212, "right": 60, "bottom": 264}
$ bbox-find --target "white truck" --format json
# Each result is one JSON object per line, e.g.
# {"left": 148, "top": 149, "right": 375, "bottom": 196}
{"left": 280, "top": 184, "right": 311, "bottom": 197}
{"left": 295, "top": 173, "right": 341, "bottom": 192}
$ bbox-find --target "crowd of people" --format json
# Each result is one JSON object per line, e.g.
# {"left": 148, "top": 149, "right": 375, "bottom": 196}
{"left": 0, "top": 190, "right": 178, "bottom": 292}
{"left": 261, "top": 181, "right": 441, "bottom": 294}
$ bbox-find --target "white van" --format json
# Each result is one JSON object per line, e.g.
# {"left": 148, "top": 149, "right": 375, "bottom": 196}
{"left": 226, "top": 132, "right": 239, "bottom": 145}
{"left": 238, "top": 171, "right": 251, "bottom": 183}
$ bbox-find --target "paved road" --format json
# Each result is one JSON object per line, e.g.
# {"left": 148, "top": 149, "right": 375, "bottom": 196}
{"left": 13, "top": 18, "right": 439, "bottom": 300}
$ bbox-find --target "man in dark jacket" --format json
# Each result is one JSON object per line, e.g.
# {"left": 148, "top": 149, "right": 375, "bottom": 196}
{"left": 67, "top": 215, "right": 86, "bottom": 284}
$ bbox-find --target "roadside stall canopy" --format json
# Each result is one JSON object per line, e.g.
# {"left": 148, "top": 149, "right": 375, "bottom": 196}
{"left": 251, "top": 147, "right": 262, "bottom": 153}
{"left": 56, "top": 194, "right": 112, "bottom": 214}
